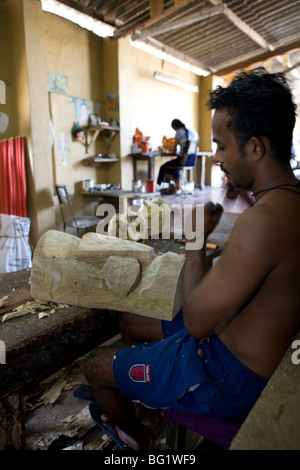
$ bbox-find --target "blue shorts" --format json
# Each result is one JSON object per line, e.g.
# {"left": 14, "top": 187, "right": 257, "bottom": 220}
{"left": 113, "top": 310, "right": 267, "bottom": 417}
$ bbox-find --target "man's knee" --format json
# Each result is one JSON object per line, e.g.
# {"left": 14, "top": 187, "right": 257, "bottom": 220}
{"left": 84, "top": 346, "right": 118, "bottom": 388}
{"left": 118, "top": 312, "right": 142, "bottom": 344}
{"left": 118, "top": 312, "right": 163, "bottom": 345}
{"left": 84, "top": 348, "right": 102, "bottom": 385}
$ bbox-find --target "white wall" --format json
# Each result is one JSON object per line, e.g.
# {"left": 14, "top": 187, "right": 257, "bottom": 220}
{"left": 119, "top": 37, "right": 199, "bottom": 151}
{"left": 118, "top": 36, "right": 200, "bottom": 187}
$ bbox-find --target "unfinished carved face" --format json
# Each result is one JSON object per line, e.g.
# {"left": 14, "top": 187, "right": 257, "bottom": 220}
{"left": 103, "top": 256, "right": 142, "bottom": 297}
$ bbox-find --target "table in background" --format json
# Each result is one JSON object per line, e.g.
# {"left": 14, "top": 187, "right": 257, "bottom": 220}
{"left": 129, "top": 151, "right": 166, "bottom": 181}
{"left": 129, "top": 151, "right": 213, "bottom": 189}
{"left": 81, "top": 189, "right": 160, "bottom": 204}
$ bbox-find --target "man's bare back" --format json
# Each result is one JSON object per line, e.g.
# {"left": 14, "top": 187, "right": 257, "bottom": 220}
{"left": 217, "top": 187, "right": 300, "bottom": 379}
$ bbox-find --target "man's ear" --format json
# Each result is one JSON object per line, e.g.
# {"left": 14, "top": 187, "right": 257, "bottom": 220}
{"left": 248, "top": 136, "right": 266, "bottom": 161}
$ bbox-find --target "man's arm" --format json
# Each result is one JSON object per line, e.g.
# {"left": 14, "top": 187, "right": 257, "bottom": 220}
{"left": 182, "top": 206, "right": 278, "bottom": 340}
{"left": 182, "top": 202, "right": 222, "bottom": 296}
{"left": 170, "top": 137, "right": 179, "bottom": 154}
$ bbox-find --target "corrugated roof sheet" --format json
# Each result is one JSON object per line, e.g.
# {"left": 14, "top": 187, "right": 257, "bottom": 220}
{"left": 52, "top": 0, "right": 300, "bottom": 77}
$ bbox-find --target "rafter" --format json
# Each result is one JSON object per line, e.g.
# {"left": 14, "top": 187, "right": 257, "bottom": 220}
{"left": 208, "top": 0, "right": 274, "bottom": 51}
{"left": 214, "top": 36, "right": 300, "bottom": 75}
{"left": 46, "top": 0, "right": 300, "bottom": 79}
{"left": 114, "top": 0, "right": 202, "bottom": 38}
{"left": 131, "top": 5, "right": 224, "bottom": 41}
{"left": 149, "top": 0, "right": 164, "bottom": 19}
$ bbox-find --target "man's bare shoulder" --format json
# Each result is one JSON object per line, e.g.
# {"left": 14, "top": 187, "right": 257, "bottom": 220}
{"left": 221, "top": 198, "right": 300, "bottom": 274}
{"left": 227, "top": 204, "right": 277, "bottom": 251}
{"left": 230, "top": 195, "right": 300, "bottom": 246}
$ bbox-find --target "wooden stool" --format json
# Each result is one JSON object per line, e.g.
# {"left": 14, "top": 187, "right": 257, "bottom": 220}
{"left": 164, "top": 409, "right": 245, "bottom": 450}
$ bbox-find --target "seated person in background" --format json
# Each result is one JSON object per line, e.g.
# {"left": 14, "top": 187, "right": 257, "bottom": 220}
{"left": 84, "top": 68, "right": 300, "bottom": 450}
{"left": 157, "top": 119, "right": 199, "bottom": 191}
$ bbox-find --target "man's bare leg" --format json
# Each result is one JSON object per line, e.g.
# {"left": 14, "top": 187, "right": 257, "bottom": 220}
{"left": 84, "top": 345, "right": 155, "bottom": 450}
{"left": 165, "top": 172, "right": 181, "bottom": 190}
{"left": 118, "top": 312, "right": 163, "bottom": 345}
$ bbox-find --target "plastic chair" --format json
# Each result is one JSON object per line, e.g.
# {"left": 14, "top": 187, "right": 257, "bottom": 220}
{"left": 167, "top": 140, "right": 199, "bottom": 193}
{"left": 55, "top": 184, "right": 99, "bottom": 237}
{"left": 181, "top": 162, "right": 198, "bottom": 190}
{"left": 165, "top": 159, "right": 198, "bottom": 194}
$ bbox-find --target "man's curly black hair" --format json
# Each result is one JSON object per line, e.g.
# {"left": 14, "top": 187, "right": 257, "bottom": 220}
{"left": 207, "top": 67, "right": 297, "bottom": 166}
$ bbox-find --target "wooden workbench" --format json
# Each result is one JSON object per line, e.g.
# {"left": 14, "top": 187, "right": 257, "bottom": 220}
{"left": 230, "top": 330, "right": 300, "bottom": 450}
{"left": 81, "top": 188, "right": 160, "bottom": 203}
{"left": 0, "top": 269, "right": 119, "bottom": 450}
{"left": 0, "top": 237, "right": 221, "bottom": 450}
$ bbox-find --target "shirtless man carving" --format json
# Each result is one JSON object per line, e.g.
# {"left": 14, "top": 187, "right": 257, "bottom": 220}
{"left": 84, "top": 68, "right": 300, "bottom": 450}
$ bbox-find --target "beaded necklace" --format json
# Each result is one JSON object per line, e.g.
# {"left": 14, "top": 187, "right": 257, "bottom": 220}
{"left": 252, "top": 181, "right": 300, "bottom": 204}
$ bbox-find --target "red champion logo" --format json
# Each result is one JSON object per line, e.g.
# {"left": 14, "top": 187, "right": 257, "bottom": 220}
{"left": 129, "top": 364, "right": 150, "bottom": 382}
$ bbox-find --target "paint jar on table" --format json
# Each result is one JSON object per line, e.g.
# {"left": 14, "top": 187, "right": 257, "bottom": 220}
{"left": 141, "top": 141, "right": 150, "bottom": 153}
{"left": 146, "top": 179, "right": 155, "bottom": 193}
{"left": 83, "top": 179, "right": 94, "bottom": 191}
{"left": 132, "top": 179, "right": 142, "bottom": 192}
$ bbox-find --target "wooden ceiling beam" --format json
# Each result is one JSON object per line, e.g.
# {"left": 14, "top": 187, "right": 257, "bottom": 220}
{"left": 131, "top": 5, "right": 224, "bottom": 41}
{"left": 103, "top": 9, "right": 117, "bottom": 22}
{"left": 214, "top": 38, "right": 300, "bottom": 76}
{"left": 208, "top": 0, "right": 274, "bottom": 51}
{"left": 149, "top": 0, "right": 164, "bottom": 19}
{"left": 174, "top": 0, "right": 190, "bottom": 7}
{"left": 114, "top": 0, "right": 202, "bottom": 38}
{"left": 282, "top": 60, "right": 300, "bottom": 75}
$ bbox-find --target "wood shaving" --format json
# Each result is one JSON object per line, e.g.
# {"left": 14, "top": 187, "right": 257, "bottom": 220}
{"left": 40, "top": 367, "right": 71, "bottom": 405}
{"left": 26, "top": 405, "right": 94, "bottom": 450}
{"left": 1, "top": 300, "right": 50, "bottom": 323}
{"left": 38, "top": 312, "right": 50, "bottom": 319}
{"left": 0, "top": 296, "right": 8, "bottom": 308}
{"left": 1, "top": 299, "right": 71, "bottom": 323}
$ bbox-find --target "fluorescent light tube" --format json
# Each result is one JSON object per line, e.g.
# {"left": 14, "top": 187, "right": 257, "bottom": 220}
{"left": 153, "top": 72, "right": 199, "bottom": 93}
{"left": 41, "top": 0, "right": 115, "bottom": 37}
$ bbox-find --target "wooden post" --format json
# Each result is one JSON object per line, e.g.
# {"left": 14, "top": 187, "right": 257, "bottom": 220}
{"left": 150, "top": 0, "right": 164, "bottom": 18}
{"left": 199, "top": 75, "right": 213, "bottom": 187}
{"left": 0, "top": 392, "right": 26, "bottom": 450}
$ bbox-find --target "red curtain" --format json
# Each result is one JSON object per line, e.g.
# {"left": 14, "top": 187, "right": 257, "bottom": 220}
{"left": 0, "top": 137, "right": 27, "bottom": 217}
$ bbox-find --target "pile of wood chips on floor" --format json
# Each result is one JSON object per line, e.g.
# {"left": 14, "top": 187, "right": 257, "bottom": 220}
{"left": 24, "top": 342, "right": 168, "bottom": 451}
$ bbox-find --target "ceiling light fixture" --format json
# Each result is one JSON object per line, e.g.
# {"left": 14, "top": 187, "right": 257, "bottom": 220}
{"left": 131, "top": 38, "right": 210, "bottom": 77}
{"left": 41, "top": 0, "right": 115, "bottom": 37}
{"left": 153, "top": 72, "right": 199, "bottom": 93}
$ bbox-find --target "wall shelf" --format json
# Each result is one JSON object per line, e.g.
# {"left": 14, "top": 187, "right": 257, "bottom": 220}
{"left": 83, "top": 124, "right": 120, "bottom": 152}
{"left": 82, "top": 156, "right": 119, "bottom": 166}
